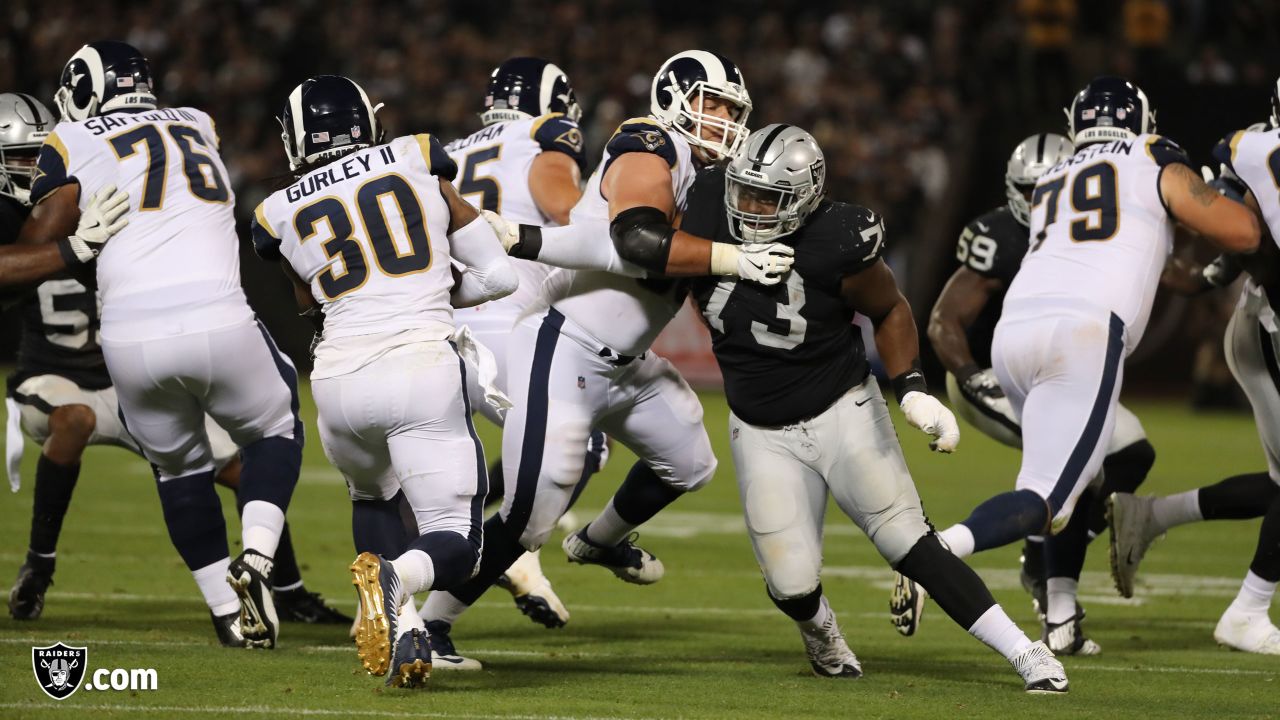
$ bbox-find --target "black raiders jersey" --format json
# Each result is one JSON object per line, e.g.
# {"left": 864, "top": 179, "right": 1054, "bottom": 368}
{"left": 686, "top": 167, "right": 884, "bottom": 426}
{"left": 953, "top": 205, "right": 1027, "bottom": 368}
{"left": 0, "top": 196, "right": 110, "bottom": 394}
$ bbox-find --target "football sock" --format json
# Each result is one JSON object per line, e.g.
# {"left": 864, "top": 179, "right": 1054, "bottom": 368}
{"left": 585, "top": 461, "right": 682, "bottom": 547}
{"left": 420, "top": 591, "right": 471, "bottom": 626}
{"left": 237, "top": 435, "right": 301, "bottom": 515}
{"left": 192, "top": 559, "right": 240, "bottom": 616}
{"left": 241, "top": 500, "right": 285, "bottom": 559}
{"left": 447, "top": 514, "right": 527, "bottom": 606}
{"left": 768, "top": 584, "right": 823, "bottom": 623}
{"left": 1248, "top": 495, "right": 1280, "bottom": 583}
{"left": 1229, "top": 571, "right": 1277, "bottom": 615}
{"left": 796, "top": 594, "right": 833, "bottom": 633}
{"left": 1199, "top": 472, "right": 1278, "bottom": 521}
{"left": 352, "top": 494, "right": 413, "bottom": 557}
{"left": 967, "top": 604, "right": 1034, "bottom": 661}
{"left": 938, "top": 524, "right": 976, "bottom": 559}
{"left": 954, "top": 489, "right": 1047, "bottom": 555}
{"left": 1045, "top": 577, "right": 1079, "bottom": 625}
{"left": 1149, "top": 490, "right": 1202, "bottom": 533}
{"left": 485, "top": 459, "right": 505, "bottom": 509}
{"left": 1045, "top": 488, "right": 1092, "bottom": 581}
{"left": 398, "top": 593, "right": 423, "bottom": 634}
{"left": 1021, "top": 536, "right": 1045, "bottom": 582}
{"left": 391, "top": 549, "right": 434, "bottom": 598}
{"left": 156, "top": 471, "right": 229, "bottom": 571}
{"left": 1090, "top": 440, "right": 1155, "bottom": 537}
{"left": 897, "top": 533, "right": 997, "bottom": 628}
{"left": 28, "top": 455, "right": 81, "bottom": 558}
{"left": 407, "top": 530, "right": 478, "bottom": 590}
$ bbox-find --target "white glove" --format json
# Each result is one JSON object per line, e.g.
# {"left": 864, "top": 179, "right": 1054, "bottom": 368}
{"left": 60, "top": 184, "right": 129, "bottom": 264}
{"left": 900, "top": 390, "right": 960, "bottom": 453}
{"left": 709, "top": 242, "right": 795, "bottom": 286}
{"left": 479, "top": 209, "right": 519, "bottom": 252}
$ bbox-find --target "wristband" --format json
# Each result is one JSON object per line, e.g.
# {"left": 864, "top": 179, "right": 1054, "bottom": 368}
{"left": 891, "top": 362, "right": 928, "bottom": 405}
{"left": 509, "top": 224, "right": 543, "bottom": 260}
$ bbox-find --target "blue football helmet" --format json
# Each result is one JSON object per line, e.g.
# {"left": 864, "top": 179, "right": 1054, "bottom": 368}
{"left": 54, "top": 41, "right": 157, "bottom": 122}
{"left": 482, "top": 57, "right": 581, "bottom": 126}
{"left": 279, "top": 75, "right": 383, "bottom": 171}
{"left": 650, "top": 50, "right": 752, "bottom": 162}
{"left": 1066, "top": 76, "right": 1155, "bottom": 147}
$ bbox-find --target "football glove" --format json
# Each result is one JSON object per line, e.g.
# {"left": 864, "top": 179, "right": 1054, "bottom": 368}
{"left": 59, "top": 184, "right": 129, "bottom": 264}
{"left": 900, "top": 391, "right": 960, "bottom": 453}
{"left": 710, "top": 241, "right": 795, "bottom": 285}
{"left": 479, "top": 209, "right": 519, "bottom": 252}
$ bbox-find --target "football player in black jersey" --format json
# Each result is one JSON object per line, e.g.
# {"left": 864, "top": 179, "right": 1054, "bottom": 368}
{"left": 928, "top": 133, "right": 1157, "bottom": 623}
{"left": 675, "top": 124, "right": 1066, "bottom": 692}
{"left": 0, "top": 92, "right": 347, "bottom": 636}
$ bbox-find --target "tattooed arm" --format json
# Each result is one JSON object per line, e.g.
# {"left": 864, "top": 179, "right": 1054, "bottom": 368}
{"left": 1160, "top": 162, "right": 1260, "bottom": 254}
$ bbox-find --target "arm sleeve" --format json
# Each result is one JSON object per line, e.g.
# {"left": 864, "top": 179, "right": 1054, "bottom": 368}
{"left": 251, "top": 203, "right": 283, "bottom": 261}
{"left": 449, "top": 215, "right": 518, "bottom": 307}
{"left": 516, "top": 222, "right": 647, "bottom": 277}
{"left": 531, "top": 114, "right": 587, "bottom": 170}
{"left": 30, "top": 132, "right": 75, "bottom": 205}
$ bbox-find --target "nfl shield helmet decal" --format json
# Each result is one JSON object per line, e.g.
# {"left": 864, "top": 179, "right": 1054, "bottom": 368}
{"left": 32, "top": 642, "right": 88, "bottom": 700}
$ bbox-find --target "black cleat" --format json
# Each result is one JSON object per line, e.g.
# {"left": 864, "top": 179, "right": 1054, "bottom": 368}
{"left": 8, "top": 562, "right": 53, "bottom": 621}
{"left": 273, "top": 587, "right": 354, "bottom": 625}
{"left": 563, "top": 530, "right": 664, "bottom": 584}
{"left": 227, "top": 550, "right": 279, "bottom": 649}
{"left": 212, "top": 610, "right": 249, "bottom": 647}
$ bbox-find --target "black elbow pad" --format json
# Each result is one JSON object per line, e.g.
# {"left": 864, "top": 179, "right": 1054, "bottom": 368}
{"left": 610, "top": 206, "right": 674, "bottom": 273}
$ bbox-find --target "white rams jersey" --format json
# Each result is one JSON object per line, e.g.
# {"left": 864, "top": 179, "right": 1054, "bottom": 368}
{"left": 252, "top": 134, "right": 458, "bottom": 342}
{"left": 1004, "top": 134, "right": 1190, "bottom": 352}
{"left": 1215, "top": 126, "right": 1280, "bottom": 250}
{"left": 547, "top": 118, "right": 700, "bottom": 356}
{"left": 445, "top": 113, "right": 586, "bottom": 310}
{"left": 31, "top": 108, "right": 241, "bottom": 316}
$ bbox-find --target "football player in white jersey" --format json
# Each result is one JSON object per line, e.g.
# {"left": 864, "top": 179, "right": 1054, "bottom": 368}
{"left": 253, "top": 75, "right": 516, "bottom": 687}
{"left": 895, "top": 77, "right": 1261, "bottom": 656}
{"left": 419, "top": 50, "right": 797, "bottom": 665}
{"left": 23, "top": 41, "right": 307, "bottom": 649}
{"left": 438, "top": 57, "right": 595, "bottom": 635}
{"left": 928, "top": 133, "right": 1158, "bottom": 618}
{"left": 1108, "top": 86, "right": 1280, "bottom": 655}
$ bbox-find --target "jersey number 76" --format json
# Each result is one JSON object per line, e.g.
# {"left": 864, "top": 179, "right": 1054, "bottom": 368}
{"left": 108, "top": 124, "right": 229, "bottom": 209}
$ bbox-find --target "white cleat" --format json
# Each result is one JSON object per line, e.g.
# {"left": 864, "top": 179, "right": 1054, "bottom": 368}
{"left": 1043, "top": 613, "right": 1102, "bottom": 656}
{"left": 425, "top": 620, "right": 483, "bottom": 671}
{"left": 495, "top": 549, "right": 570, "bottom": 628}
{"left": 1214, "top": 607, "right": 1280, "bottom": 655}
{"left": 1106, "top": 492, "right": 1162, "bottom": 598}
{"left": 563, "top": 530, "right": 664, "bottom": 585}
{"left": 800, "top": 598, "right": 862, "bottom": 679}
{"left": 1011, "top": 640, "right": 1069, "bottom": 694}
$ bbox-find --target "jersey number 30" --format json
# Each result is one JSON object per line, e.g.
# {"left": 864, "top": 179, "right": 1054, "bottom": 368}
{"left": 293, "top": 174, "right": 434, "bottom": 300}
{"left": 108, "top": 124, "right": 229, "bottom": 209}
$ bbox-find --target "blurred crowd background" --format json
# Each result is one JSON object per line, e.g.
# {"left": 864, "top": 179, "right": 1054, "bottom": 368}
{"left": 2, "top": 0, "right": 1277, "bottom": 397}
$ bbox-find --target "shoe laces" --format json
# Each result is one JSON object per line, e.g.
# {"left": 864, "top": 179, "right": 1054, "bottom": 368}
{"left": 1013, "top": 642, "right": 1054, "bottom": 675}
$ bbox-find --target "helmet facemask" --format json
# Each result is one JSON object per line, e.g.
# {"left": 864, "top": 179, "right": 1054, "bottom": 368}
{"left": 726, "top": 167, "right": 817, "bottom": 243}
{"left": 0, "top": 143, "right": 43, "bottom": 205}
{"left": 668, "top": 82, "right": 751, "bottom": 163}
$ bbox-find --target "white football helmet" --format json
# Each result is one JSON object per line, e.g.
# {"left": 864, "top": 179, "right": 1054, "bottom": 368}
{"left": 650, "top": 50, "right": 752, "bottom": 162}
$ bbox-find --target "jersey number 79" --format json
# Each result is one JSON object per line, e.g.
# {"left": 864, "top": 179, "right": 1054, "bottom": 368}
{"left": 1031, "top": 161, "right": 1119, "bottom": 250}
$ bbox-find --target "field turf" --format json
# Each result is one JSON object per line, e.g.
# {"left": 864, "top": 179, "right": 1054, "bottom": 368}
{"left": 0, "top": 385, "right": 1276, "bottom": 719}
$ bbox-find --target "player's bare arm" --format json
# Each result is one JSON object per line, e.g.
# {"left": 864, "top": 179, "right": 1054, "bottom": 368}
{"left": 1161, "top": 162, "right": 1261, "bottom": 254}
{"left": 528, "top": 150, "right": 582, "bottom": 226}
{"left": 928, "top": 267, "right": 1003, "bottom": 377}
{"left": 841, "top": 259, "right": 917, "bottom": 379}
{"left": 4, "top": 183, "right": 128, "bottom": 287}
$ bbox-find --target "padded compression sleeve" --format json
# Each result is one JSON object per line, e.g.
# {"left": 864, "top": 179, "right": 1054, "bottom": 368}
{"left": 610, "top": 206, "right": 674, "bottom": 274}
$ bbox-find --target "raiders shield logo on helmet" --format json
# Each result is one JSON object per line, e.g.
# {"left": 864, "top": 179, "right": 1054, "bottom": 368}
{"left": 32, "top": 642, "right": 88, "bottom": 700}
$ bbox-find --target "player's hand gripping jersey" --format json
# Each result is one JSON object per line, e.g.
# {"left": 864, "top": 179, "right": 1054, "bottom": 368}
{"left": 252, "top": 134, "right": 462, "bottom": 377}
{"left": 1005, "top": 134, "right": 1191, "bottom": 352}
{"left": 31, "top": 107, "right": 242, "bottom": 334}
{"left": 544, "top": 119, "right": 698, "bottom": 356}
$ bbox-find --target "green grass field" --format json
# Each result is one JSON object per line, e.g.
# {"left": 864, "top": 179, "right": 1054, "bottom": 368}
{"left": 0, "top": 385, "right": 1276, "bottom": 719}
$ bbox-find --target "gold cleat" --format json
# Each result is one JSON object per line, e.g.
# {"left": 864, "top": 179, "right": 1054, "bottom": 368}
{"left": 349, "top": 552, "right": 395, "bottom": 676}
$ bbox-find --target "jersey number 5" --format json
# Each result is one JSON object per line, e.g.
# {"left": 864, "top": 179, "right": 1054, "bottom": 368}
{"left": 703, "top": 273, "right": 808, "bottom": 350}
{"left": 293, "top": 173, "right": 434, "bottom": 300}
{"left": 108, "top": 124, "right": 229, "bottom": 209}
{"left": 1031, "top": 161, "right": 1119, "bottom": 249}
{"left": 458, "top": 146, "right": 502, "bottom": 212}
